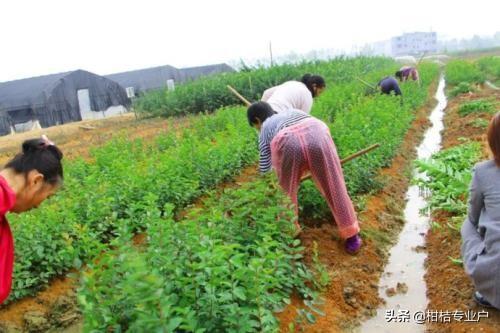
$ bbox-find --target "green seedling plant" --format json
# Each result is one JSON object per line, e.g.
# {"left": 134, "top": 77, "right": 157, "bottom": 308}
{"left": 449, "top": 82, "right": 475, "bottom": 97}
{"left": 416, "top": 142, "right": 482, "bottom": 221}
{"left": 458, "top": 99, "right": 496, "bottom": 116}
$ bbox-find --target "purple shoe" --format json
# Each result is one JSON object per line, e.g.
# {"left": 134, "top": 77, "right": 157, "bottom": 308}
{"left": 345, "top": 234, "right": 362, "bottom": 254}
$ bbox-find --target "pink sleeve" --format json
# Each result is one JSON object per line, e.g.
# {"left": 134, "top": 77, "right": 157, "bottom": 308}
{"left": 0, "top": 219, "right": 14, "bottom": 304}
{"left": 0, "top": 177, "right": 16, "bottom": 304}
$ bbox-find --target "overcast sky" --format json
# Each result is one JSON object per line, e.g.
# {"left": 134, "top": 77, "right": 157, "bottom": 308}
{"left": 0, "top": 0, "right": 499, "bottom": 82}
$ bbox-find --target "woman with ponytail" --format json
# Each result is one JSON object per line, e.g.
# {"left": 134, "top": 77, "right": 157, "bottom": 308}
{"left": 261, "top": 74, "right": 326, "bottom": 114}
{"left": 0, "top": 135, "right": 63, "bottom": 304}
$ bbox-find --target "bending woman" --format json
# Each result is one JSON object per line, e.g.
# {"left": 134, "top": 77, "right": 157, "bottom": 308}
{"left": 461, "top": 112, "right": 500, "bottom": 309}
{"left": 377, "top": 76, "right": 402, "bottom": 96}
{"left": 261, "top": 74, "right": 326, "bottom": 114}
{"left": 0, "top": 136, "right": 63, "bottom": 304}
{"left": 395, "top": 66, "right": 420, "bottom": 85}
{"left": 247, "top": 101, "right": 361, "bottom": 254}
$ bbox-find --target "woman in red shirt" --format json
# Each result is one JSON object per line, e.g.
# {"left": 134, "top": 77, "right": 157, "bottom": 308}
{"left": 0, "top": 135, "right": 63, "bottom": 304}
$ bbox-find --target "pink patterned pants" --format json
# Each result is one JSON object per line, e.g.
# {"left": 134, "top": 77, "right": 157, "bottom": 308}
{"left": 270, "top": 118, "right": 360, "bottom": 239}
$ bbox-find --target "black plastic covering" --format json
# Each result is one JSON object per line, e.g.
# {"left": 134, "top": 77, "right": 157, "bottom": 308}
{"left": 0, "top": 70, "right": 130, "bottom": 135}
{"left": 106, "top": 63, "right": 235, "bottom": 94}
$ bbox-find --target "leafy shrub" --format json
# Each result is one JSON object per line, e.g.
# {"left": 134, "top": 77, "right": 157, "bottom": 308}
{"left": 476, "top": 56, "right": 500, "bottom": 82}
{"left": 7, "top": 108, "right": 258, "bottom": 302}
{"left": 79, "top": 176, "right": 322, "bottom": 332}
{"left": 134, "top": 57, "right": 397, "bottom": 117}
{"left": 449, "top": 82, "right": 475, "bottom": 97}
{"left": 445, "top": 60, "right": 485, "bottom": 86}
{"left": 458, "top": 99, "right": 496, "bottom": 116}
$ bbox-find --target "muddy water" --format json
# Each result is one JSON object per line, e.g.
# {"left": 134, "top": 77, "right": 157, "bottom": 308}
{"left": 357, "top": 76, "right": 447, "bottom": 333}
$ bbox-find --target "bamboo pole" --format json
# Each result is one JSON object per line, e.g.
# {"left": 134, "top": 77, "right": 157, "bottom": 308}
{"left": 355, "top": 77, "right": 377, "bottom": 90}
{"left": 302, "top": 143, "right": 380, "bottom": 181}
{"left": 227, "top": 85, "right": 252, "bottom": 106}
{"left": 339, "top": 143, "right": 380, "bottom": 164}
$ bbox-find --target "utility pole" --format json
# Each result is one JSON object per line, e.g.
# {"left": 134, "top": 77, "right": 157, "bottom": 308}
{"left": 269, "top": 41, "right": 274, "bottom": 67}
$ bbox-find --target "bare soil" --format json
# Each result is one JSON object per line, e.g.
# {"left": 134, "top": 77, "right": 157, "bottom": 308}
{"left": 0, "top": 275, "right": 78, "bottom": 332}
{"left": 425, "top": 86, "right": 500, "bottom": 333}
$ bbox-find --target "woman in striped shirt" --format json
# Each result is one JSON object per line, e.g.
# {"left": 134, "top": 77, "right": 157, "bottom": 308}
{"left": 247, "top": 102, "right": 362, "bottom": 254}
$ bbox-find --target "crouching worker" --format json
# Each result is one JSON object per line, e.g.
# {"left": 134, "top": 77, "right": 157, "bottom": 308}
{"left": 377, "top": 76, "right": 402, "bottom": 96}
{"left": 247, "top": 101, "right": 362, "bottom": 254}
{"left": 395, "top": 66, "right": 420, "bottom": 84}
{"left": 461, "top": 112, "right": 500, "bottom": 309}
{"left": 0, "top": 136, "right": 63, "bottom": 304}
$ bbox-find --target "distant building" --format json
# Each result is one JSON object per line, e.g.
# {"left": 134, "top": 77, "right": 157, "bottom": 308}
{"left": 106, "top": 63, "right": 235, "bottom": 97}
{"left": 372, "top": 40, "right": 392, "bottom": 56}
{"left": 391, "top": 32, "right": 437, "bottom": 56}
{"left": 0, "top": 70, "right": 130, "bottom": 136}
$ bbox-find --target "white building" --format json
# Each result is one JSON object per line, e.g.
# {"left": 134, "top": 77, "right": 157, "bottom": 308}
{"left": 391, "top": 32, "right": 437, "bottom": 56}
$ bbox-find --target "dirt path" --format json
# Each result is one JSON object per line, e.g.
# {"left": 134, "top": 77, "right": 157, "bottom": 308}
{"left": 276, "top": 82, "right": 438, "bottom": 332}
{"left": 0, "top": 113, "right": 192, "bottom": 164}
{"left": 425, "top": 86, "right": 500, "bottom": 333}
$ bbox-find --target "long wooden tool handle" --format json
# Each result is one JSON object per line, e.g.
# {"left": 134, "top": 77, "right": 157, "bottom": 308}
{"left": 340, "top": 143, "right": 380, "bottom": 164}
{"left": 227, "top": 85, "right": 252, "bottom": 107}
{"left": 302, "top": 143, "right": 380, "bottom": 181}
{"left": 355, "top": 77, "right": 376, "bottom": 90}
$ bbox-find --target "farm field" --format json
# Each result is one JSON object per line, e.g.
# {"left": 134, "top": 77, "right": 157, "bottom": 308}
{"left": 5, "top": 53, "right": 500, "bottom": 332}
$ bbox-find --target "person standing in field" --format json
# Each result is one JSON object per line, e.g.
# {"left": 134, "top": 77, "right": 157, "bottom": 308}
{"left": 377, "top": 76, "right": 402, "bottom": 96}
{"left": 461, "top": 112, "right": 500, "bottom": 309}
{"left": 247, "top": 101, "right": 362, "bottom": 254}
{"left": 395, "top": 66, "right": 420, "bottom": 85}
{"left": 261, "top": 74, "right": 326, "bottom": 114}
{"left": 0, "top": 136, "right": 63, "bottom": 304}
